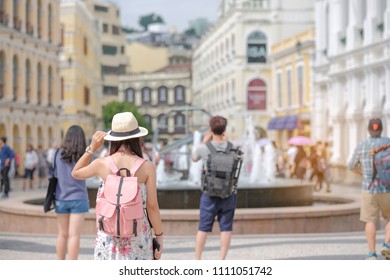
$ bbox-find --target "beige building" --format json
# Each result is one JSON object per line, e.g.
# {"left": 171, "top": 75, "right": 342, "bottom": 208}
{"left": 0, "top": 0, "right": 61, "bottom": 168}
{"left": 84, "top": 0, "right": 128, "bottom": 104}
{"left": 191, "top": 0, "right": 314, "bottom": 141}
{"left": 60, "top": 0, "right": 103, "bottom": 137}
{"left": 119, "top": 62, "right": 192, "bottom": 145}
{"left": 269, "top": 29, "right": 315, "bottom": 149}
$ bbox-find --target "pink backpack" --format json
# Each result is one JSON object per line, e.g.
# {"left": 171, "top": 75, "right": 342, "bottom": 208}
{"left": 95, "top": 156, "right": 146, "bottom": 237}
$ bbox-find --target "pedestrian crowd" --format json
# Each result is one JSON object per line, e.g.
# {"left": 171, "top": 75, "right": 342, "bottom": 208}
{"left": 1, "top": 114, "right": 389, "bottom": 262}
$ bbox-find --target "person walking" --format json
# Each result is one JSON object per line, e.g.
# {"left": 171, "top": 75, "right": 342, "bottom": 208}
{"left": 22, "top": 144, "right": 39, "bottom": 191}
{"left": 71, "top": 112, "right": 163, "bottom": 260}
{"left": 54, "top": 125, "right": 89, "bottom": 260}
{"left": 191, "top": 115, "right": 238, "bottom": 260}
{"left": 0, "top": 136, "right": 15, "bottom": 199}
{"left": 36, "top": 145, "right": 48, "bottom": 189}
{"left": 348, "top": 118, "right": 390, "bottom": 260}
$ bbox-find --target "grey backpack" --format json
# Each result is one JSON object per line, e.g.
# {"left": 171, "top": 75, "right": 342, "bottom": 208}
{"left": 201, "top": 142, "right": 243, "bottom": 198}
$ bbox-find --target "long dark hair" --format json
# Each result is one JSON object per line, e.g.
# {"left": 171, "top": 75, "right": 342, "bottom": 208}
{"left": 61, "top": 125, "right": 87, "bottom": 163}
{"left": 109, "top": 138, "right": 143, "bottom": 158}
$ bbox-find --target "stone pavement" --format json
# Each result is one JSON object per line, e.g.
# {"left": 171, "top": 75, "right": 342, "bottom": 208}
{"left": 0, "top": 178, "right": 388, "bottom": 260}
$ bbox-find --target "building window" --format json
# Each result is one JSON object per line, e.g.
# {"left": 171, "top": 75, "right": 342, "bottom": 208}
{"left": 37, "top": 63, "right": 42, "bottom": 104}
{"left": 102, "top": 45, "right": 117, "bottom": 55}
{"left": 12, "top": 55, "right": 18, "bottom": 101}
{"left": 174, "top": 85, "right": 185, "bottom": 104}
{"left": 103, "top": 86, "right": 118, "bottom": 96}
{"left": 37, "top": 0, "right": 42, "bottom": 38}
{"left": 158, "top": 114, "right": 168, "bottom": 134}
{"left": 286, "top": 69, "right": 292, "bottom": 107}
{"left": 158, "top": 86, "right": 168, "bottom": 104}
{"left": 25, "top": 59, "right": 31, "bottom": 103}
{"left": 94, "top": 5, "right": 108, "bottom": 12}
{"left": 48, "top": 66, "right": 53, "bottom": 106}
{"left": 103, "top": 23, "right": 108, "bottom": 33}
{"left": 0, "top": 51, "right": 4, "bottom": 99}
{"left": 61, "top": 77, "right": 64, "bottom": 101}
{"left": 142, "top": 87, "right": 152, "bottom": 105}
{"left": 48, "top": 4, "right": 52, "bottom": 42}
{"left": 124, "top": 87, "right": 135, "bottom": 103}
{"left": 247, "top": 79, "right": 266, "bottom": 110}
{"left": 13, "top": 0, "right": 21, "bottom": 31}
{"left": 26, "top": 0, "right": 32, "bottom": 34}
{"left": 247, "top": 31, "right": 267, "bottom": 63}
{"left": 84, "top": 86, "right": 90, "bottom": 105}
{"left": 277, "top": 72, "right": 282, "bottom": 108}
{"left": 143, "top": 114, "right": 152, "bottom": 131}
{"left": 174, "top": 113, "right": 185, "bottom": 134}
{"left": 112, "top": 25, "right": 120, "bottom": 35}
{"left": 297, "top": 65, "right": 304, "bottom": 106}
{"left": 84, "top": 36, "right": 88, "bottom": 55}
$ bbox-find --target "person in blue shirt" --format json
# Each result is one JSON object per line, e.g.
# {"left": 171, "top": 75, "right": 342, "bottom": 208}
{"left": 0, "top": 136, "right": 15, "bottom": 199}
{"left": 348, "top": 118, "right": 390, "bottom": 260}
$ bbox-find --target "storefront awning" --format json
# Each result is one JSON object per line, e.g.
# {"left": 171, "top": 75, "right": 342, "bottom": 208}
{"left": 268, "top": 115, "right": 298, "bottom": 131}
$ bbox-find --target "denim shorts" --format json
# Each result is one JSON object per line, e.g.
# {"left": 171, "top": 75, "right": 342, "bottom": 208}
{"left": 55, "top": 199, "right": 89, "bottom": 214}
{"left": 198, "top": 193, "right": 237, "bottom": 232}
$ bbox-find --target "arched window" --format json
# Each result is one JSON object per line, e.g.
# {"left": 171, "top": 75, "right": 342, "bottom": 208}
{"left": 157, "top": 114, "right": 168, "bottom": 134}
{"left": 26, "top": 59, "right": 31, "bottom": 103}
{"left": 143, "top": 114, "right": 152, "bottom": 131}
{"left": 37, "top": 63, "right": 42, "bottom": 105}
{"left": 124, "top": 87, "right": 135, "bottom": 103}
{"left": 48, "top": 4, "right": 52, "bottom": 42}
{"left": 174, "top": 85, "right": 185, "bottom": 104}
{"left": 141, "top": 87, "right": 151, "bottom": 105}
{"left": 12, "top": 55, "right": 18, "bottom": 101}
{"left": 26, "top": 0, "right": 32, "bottom": 34}
{"left": 0, "top": 51, "right": 4, "bottom": 99}
{"left": 174, "top": 113, "right": 185, "bottom": 134}
{"left": 247, "top": 79, "right": 267, "bottom": 110}
{"left": 37, "top": 0, "right": 42, "bottom": 38}
{"left": 48, "top": 66, "right": 53, "bottom": 106}
{"left": 158, "top": 86, "right": 168, "bottom": 104}
{"left": 247, "top": 31, "right": 267, "bottom": 63}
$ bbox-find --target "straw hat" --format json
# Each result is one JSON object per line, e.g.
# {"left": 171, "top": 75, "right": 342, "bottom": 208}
{"left": 104, "top": 112, "right": 148, "bottom": 141}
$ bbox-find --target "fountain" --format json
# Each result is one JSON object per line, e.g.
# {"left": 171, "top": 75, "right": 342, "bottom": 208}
{"left": 154, "top": 115, "right": 313, "bottom": 209}
{"left": 13, "top": 112, "right": 363, "bottom": 236}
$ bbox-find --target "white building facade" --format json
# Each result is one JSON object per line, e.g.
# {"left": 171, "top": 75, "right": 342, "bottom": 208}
{"left": 192, "top": 0, "right": 314, "bottom": 140}
{"left": 313, "top": 0, "right": 390, "bottom": 179}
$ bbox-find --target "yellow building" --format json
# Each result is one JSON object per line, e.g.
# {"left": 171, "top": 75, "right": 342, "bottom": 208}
{"left": 0, "top": 0, "right": 61, "bottom": 168}
{"left": 84, "top": 0, "right": 128, "bottom": 105}
{"left": 269, "top": 29, "right": 315, "bottom": 149}
{"left": 126, "top": 41, "right": 168, "bottom": 74}
{"left": 60, "top": 0, "right": 103, "bottom": 138}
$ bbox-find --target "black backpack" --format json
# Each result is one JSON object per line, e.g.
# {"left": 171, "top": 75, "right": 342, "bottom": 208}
{"left": 201, "top": 141, "right": 243, "bottom": 198}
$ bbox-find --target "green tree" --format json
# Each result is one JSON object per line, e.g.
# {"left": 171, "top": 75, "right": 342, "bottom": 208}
{"left": 139, "top": 13, "right": 164, "bottom": 31}
{"left": 102, "top": 101, "right": 150, "bottom": 132}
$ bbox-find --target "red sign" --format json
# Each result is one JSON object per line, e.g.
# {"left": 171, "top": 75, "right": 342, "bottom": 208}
{"left": 247, "top": 79, "right": 266, "bottom": 110}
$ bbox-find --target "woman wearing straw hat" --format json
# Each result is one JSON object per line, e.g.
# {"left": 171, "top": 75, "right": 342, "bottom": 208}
{"left": 72, "top": 112, "right": 163, "bottom": 260}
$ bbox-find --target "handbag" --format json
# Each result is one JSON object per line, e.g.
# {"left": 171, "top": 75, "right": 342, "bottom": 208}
{"left": 43, "top": 150, "right": 59, "bottom": 213}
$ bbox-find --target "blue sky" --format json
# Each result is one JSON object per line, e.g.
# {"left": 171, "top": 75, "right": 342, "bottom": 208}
{"left": 108, "top": 0, "right": 219, "bottom": 31}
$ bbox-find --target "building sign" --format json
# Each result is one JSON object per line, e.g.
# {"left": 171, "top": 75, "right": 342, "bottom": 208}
{"left": 247, "top": 43, "right": 267, "bottom": 63}
{"left": 247, "top": 79, "right": 266, "bottom": 110}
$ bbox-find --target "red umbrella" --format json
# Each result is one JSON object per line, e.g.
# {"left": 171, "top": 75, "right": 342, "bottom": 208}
{"left": 288, "top": 136, "right": 314, "bottom": 146}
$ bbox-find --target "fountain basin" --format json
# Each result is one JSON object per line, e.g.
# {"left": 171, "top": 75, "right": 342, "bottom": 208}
{"left": 0, "top": 191, "right": 363, "bottom": 236}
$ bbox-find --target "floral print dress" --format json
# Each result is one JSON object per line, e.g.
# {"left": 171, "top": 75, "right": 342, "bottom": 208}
{"left": 94, "top": 181, "right": 153, "bottom": 260}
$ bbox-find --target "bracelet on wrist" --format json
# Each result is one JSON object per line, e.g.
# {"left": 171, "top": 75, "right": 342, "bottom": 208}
{"left": 155, "top": 232, "right": 163, "bottom": 237}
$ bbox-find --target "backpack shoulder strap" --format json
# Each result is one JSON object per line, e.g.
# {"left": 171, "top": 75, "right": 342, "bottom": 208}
{"left": 225, "top": 141, "right": 233, "bottom": 153}
{"left": 206, "top": 142, "right": 217, "bottom": 153}
{"left": 105, "top": 156, "right": 119, "bottom": 174}
{"left": 130, "top": 157, "right": 146, "bottom": 176}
